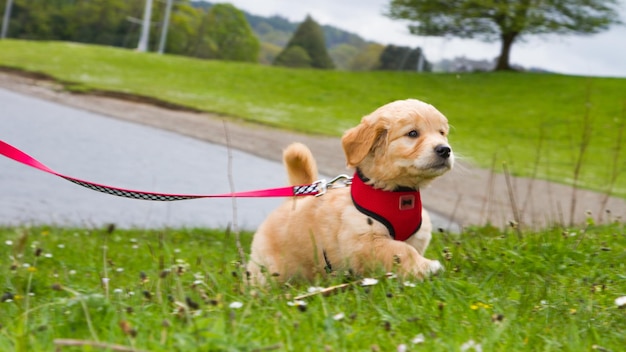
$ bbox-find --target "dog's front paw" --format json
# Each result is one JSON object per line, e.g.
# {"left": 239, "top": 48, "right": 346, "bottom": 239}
{"left": 413, "top": 259, "right": 443, "bottom": 278}
{"left": 426, "top": 260, "right": 444, "bottom": 275}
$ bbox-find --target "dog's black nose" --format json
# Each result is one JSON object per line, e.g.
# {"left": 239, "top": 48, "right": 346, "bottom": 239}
{"left": 434, "top": 145, "right": 451, "bottom": 159}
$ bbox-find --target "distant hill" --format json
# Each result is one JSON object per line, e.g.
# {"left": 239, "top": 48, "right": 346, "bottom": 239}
{"left": 191, "top": 1, "right": 369, "bottom": 49}
{"left": 191, "top": 1, "right": 374, "bottom": 68}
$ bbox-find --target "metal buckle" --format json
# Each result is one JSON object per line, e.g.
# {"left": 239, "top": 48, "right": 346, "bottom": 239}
{"left": 314, "top": 174, "right": 352, "bottom": 197}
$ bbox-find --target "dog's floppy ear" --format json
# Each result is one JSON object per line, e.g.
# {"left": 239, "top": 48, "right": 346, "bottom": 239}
{"left": 342, "top": 118, "right": 387, "bottom": 168}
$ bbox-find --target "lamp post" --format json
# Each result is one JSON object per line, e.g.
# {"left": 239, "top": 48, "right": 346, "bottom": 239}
{"left": 1, "top": 0, "right": 14, "bottom": 39}
{"left": 137, "top": 0, "right": 154, "bottom": 52}
{"left": 157, "top": 0, "right": 173, "bottom": 54}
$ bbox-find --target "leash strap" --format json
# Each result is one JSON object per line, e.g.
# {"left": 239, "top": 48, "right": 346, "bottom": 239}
{"left": 0, "top": 140, "right": 323, "bottom": 201}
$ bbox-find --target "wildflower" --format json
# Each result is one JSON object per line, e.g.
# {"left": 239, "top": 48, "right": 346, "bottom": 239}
{"left": 333, "top": 312, "right": 345, "bottom": 321}
{"left": 361, "top": 278, "right": 379, "bottom": 286}
{"left": 113, "top": 288, "right": 123, "bottom": 294}
{"left": 288, "top": 299, "right": 309, "bottom": 311}
{"left": 44, "top": 253, "right": 53, "bottom": 258}
{"left": 27, "top": 267, "right": 37, "bottom": 273}
{"left": 1, "top": 292, "right": 14, "bottom": 302}
{"left": 403, "top": 281, "right": 416, "bottom": 288}
{"left": 4, "top": 240, "right": 12, "bottom": 246}
{"left": 411, "top": 333, "right": 425, "bottom": 344}
{"left": 116, "top": 268, "right": 124, "bottom": 273}
{"left": 615, "top": 296, "right": 626, "bottom": 308}
{"left": 57, "top": 244, "right": 65, "bottom": 249}
{"left": 307, "top": 286, "right": 324, "bottom": 293}
{"left": 229, "top": 301, "right": 243, "bottom": 309}
{"left": 460, "top": 339, "right": 482, "bottom": 352}
{"left": 68, "top": 270, "right": 77, "bottom": 275}
{"left": 491, "top": 314, "right": 504, "bottom": 323}
{"left": 397, "top": 344, "right": 407, "bottom": 352}
{"left": 470, "top": 302, "right": 491, "bottom": 310}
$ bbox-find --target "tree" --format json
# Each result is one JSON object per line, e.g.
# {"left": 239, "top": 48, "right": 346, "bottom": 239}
{"left": 274, "top": 15, "right": 334, "bottom": 69}
{"left": 273, "top": 45, "right": 312, "bottom": 68}
{"left": 387, "top": 0, "right": 623, "bottom": 71}
{"left": 349, "top": 43, "right": 385, "bottom": 71}
{"left": 328, "top": 43, "right": 359, "bottom": 70}
{"left": 378, "top": 45, "right": 431, "bottom": 72}
{"left": 204, "top": 3, "right": 259, "bottom": 62}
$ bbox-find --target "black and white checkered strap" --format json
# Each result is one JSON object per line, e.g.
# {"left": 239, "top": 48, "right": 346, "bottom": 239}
{"left": 0, "top": 139, "right": 334, "bottom": 201}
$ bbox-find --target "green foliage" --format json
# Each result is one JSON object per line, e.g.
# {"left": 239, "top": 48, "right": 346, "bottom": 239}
{"left": 274, "top": 15, "right": 335, "bottom": 69}
{"left": 0, "top": 40, "right": 625, "bottom": 196}
{"left": 0, "top": 222, "right": 624, "bottom": 351}
{"left": 273, "top": 45, "right": 312, "bottom": 68}
{"left": 1, "top": 0, "right": 260, "bottom": 63}
{"left": 387, "top": 0, "right": 623, "bottom": 70}
{"left": 258, "top": 41, "right": 282, "bottom": 65}
{"left": 203, "top": 3, "right": 259, "bottom": 62}
{"left": 5, "top": 0, "right": 143, "bottom": 46}
{"left": 329, "top": 43, "right": 360, "bottom": 70}
{"left": 349, "top": 43, "right": 385, "bottom": 71}
{"left": 378, "top": 45, "right": 432, "bottom": 72}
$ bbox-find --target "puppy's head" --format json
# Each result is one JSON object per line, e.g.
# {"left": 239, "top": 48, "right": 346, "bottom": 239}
{"left": 342, "top": 99, "right": 453, "bottom": 190}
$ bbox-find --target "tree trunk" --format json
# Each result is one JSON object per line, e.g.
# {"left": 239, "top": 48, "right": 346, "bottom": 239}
{"left": 495, "top": 32, "right": 517, "bottom": 71}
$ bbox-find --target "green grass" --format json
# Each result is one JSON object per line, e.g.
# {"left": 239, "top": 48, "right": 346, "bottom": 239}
{"left": 0, "top": 223, "right": 624, "bottom": 351}
{"left": 0, "top": 39, "right": 625, "bottom": 197}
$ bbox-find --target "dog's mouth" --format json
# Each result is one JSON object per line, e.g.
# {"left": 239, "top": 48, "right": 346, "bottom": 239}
{"left": 413, "top": 156, "right": 453, "bottom": 177}
{"left": 429, "top": 158, "right": 453, "bottom": 170}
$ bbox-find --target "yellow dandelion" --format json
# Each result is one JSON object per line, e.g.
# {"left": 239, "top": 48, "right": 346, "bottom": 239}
{"left": 27, "top": 267, "right": 37, "bottom": 273}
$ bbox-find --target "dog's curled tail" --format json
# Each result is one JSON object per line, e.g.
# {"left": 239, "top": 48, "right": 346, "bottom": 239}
{"left": 283, "top": 143, "right": 318, "bottom": 186}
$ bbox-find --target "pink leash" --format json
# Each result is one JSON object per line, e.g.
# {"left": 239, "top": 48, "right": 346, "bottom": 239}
{"left": 0, "top": 140, "right": 328, "bottom": 201}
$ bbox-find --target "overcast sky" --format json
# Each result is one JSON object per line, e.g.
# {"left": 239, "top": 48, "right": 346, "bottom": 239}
{"left": 221, "top": 0, "right": 626, "bottom": 78}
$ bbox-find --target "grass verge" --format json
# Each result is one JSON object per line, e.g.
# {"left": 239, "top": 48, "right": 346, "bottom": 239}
{"left": 0, "top": 223, "right": 624, "bottom": 351}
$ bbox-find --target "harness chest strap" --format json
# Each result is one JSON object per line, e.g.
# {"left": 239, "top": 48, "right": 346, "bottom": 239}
{"left": 350, "top": 171, "right": 422, "bottom": 242}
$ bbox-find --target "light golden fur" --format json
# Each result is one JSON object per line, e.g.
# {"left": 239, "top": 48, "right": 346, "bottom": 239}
{"left": 247, "top": 99, "right": 454, "bottom": 284}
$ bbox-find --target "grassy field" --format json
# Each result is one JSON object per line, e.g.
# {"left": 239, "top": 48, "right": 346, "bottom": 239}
{"left": 0, "top": 223, "right": 624, "bottom": 351}
{"left": 0, "top": 39, "right": 625, "bottom": 197}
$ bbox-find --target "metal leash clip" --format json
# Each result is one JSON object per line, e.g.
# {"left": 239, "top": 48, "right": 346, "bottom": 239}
{"left": 314, "top": 174, "right": 353, "bottom": 197}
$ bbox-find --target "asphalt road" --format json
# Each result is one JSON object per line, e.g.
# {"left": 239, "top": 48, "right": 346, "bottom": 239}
{"left": 1, "top": 87, "right": 286, "bottom": 229}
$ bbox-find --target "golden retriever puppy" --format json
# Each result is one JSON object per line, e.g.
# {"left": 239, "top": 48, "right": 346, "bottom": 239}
{"left": 247, "top": 99, "right": 454, "bottom": 284}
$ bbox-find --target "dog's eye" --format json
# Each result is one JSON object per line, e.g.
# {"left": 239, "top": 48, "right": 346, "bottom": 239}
{"left": 407, "top": 130, "right": 419, "bottom": 138}
{"left": 440, "top": 130, "right": 446, "bottom": 136}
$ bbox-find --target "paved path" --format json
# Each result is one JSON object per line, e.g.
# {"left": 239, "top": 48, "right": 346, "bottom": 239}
{"left": 0, "top": 87, "right": 286, "bottom": 229}
{"left": 2, "top": 71, "right": 624, "bottom": 230}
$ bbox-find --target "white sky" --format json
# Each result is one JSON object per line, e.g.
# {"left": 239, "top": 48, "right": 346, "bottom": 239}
{"left": 220, "top": 0, "right": 626, "bottom": 78}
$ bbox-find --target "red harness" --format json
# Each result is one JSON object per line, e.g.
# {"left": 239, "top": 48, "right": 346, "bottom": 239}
{"left": 350, "top": 171, "right": 422, "bottom": 242}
